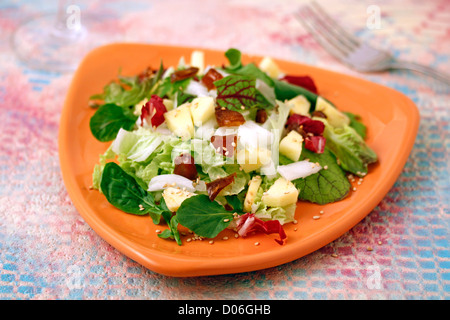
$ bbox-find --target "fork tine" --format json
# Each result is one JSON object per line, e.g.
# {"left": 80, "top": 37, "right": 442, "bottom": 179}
{"left": 310, "top": 1, "right": 361, "bottom": 50}
{"left": 299, "top": 5, "right": 358, "bottom": 56}
{"left": 296, "top": 7, "right": 351, "bottom": 62}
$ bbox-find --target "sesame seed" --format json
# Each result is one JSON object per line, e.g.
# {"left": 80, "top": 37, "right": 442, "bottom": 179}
{"left": 234, "top": 234, "right": 239, "bottom": 238}
{"left": 254, "top": 242, "right": 260, "bottom": 246}
{"left": 293, "top": 219, "right": 298, "bottom": 224}
{"left": 313, "top": 215, "right": 320, "bottom": 220}
{"left": 186, "top": 238, "right": 192, "bottom": 242}
{"left": 294, "top": 228, "right": 297, "bottom": 231}
{"left": 231, "top": 142, "right": 236, "bottom": 147}
{"left": 222, "top": 236, "right": 229, "bottom": 240}
{"left": 378, "top": 241, "right": 382, "bottom": 245}
{"left": 367, "top": 246, "right": 373, "bottom": 251}
{"left": 223, "top": 218, "right": 230, "bottom": 222}
{"left": 353, "top": 187, "right": 357, "bottom": 191}
{"left": 324, "top": 165, "right": 328, "bottom": 170}
{"left": 241, "top": 106, "right": 245, "bottom": 110}
{"left": 331, "top": 253, "right": 338, "bottom": 258}
{"left": 155, "top": 229, "right": 161, "bottom": 233}
{"left": 319, "top": 210, "right": 324, "bottom": 214}
{"left": 209, "top": 240, "right": 214, "bottom": 244}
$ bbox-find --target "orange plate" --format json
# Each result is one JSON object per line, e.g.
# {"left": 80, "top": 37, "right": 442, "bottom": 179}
{"left": 59, "top": 43, "right": 419, "bottom": 277}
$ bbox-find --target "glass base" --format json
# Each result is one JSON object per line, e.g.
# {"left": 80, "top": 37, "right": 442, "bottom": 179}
{"left": 11, "top": 13, "right": 114, "bottom": 73}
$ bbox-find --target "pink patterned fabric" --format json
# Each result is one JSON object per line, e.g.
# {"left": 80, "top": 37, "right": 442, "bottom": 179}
{"left": 0, "top": 0, "right": 449, "bottom": 299}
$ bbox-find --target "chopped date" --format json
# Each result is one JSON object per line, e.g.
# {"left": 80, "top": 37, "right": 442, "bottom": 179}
{"left": 311, "top": 110, "right": 327, "bottom": 119}
{"left": 255, "top": 109, "right": 268, "bottom": 124}
{"left": 211, "top": 134, "right": 237, "bottom": 157}
{"left": 170, "top": 67, "right": 199, "bottom": 83}
{"left": 206, "top": 173, "right": 236, "bottom": 201}
{"left": 215, "top": 107, "right": 246, "bottom": 127}
{"left": 173, "top": 154, "right": 198, "bottom": 180}
{"left": 201, "top": 68, "right": 224, "bottom": 90}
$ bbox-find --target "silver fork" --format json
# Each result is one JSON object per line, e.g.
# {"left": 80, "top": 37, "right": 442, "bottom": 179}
{"left": 296, "top": 1, "right": 450, "bottom": 85}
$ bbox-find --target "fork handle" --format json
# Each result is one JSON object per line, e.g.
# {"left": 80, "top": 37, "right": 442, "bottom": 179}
{"left": 387, "top": 60, "right": 450, "bottom": 85}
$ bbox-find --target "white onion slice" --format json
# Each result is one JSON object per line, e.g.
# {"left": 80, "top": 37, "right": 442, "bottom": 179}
{"left": 184, "top": 80, "right": 209, "bottom": 97}
{"left": 277, "top": 160, "right": 322, "bottom": 181}
{"left": 237, "top": 121, "right": 274, "bottom": 150}
{"left": 147, "top": 174, "right": 196, "bottom": 192}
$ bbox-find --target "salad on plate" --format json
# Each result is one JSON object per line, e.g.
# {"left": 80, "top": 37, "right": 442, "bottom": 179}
{"left": 88, "top": 48, "right": 377, "bottom": 246}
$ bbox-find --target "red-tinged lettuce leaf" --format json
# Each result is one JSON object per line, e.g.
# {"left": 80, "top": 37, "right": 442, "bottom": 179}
{"left": 140, "top": 94, "right": 167, "bottom": 128}
{"left": 286, "top": 114, "right": 325, "bottom": 136}
{"left": 235, "top": 213, "right": 287, "bottom": 245}
{"left": 305, "top": 135, "right": 326, "bottom": 154}
{"left": 214, "top": 75, "right": 258, "bottom": 111}
{"left": 280, "top": 75, "right": 318, "bottom": 94}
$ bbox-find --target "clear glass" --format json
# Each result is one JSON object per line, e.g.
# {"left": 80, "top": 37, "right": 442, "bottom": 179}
{"left": 11, "top": 0, "right": 115, "bottom": 73}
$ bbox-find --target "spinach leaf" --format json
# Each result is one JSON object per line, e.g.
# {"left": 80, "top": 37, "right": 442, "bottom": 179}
{"left": 89, "top": 103, "right": 138, "bottom": 142}
{"left": 158, "top": 199, "right": 182, "bottom": 245}
{"left": 100, "top": 162, "right": 163, "bottom": 223}
{"left": 225, "top": 194, "right": 244, "bottom": 213}
{"left": 273, "top": 79, "right": 319, "bottom": 107}
{"left": 231, "top": 63, "right": 274, "bottom": 87}
{"left": 223, "top": 48, "right": 273, "bottom": 86}
{"left": 292, "top": 147, "right": 351, "bottom": 204}
{"left": 224, "top": 48, "right": 242, "bottom": 71}
{"left": 176, "top": 195, "right": 234, "bottom": 238}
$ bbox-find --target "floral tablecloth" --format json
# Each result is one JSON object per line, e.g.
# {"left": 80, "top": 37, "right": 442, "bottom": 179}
{"left": 1, "top": 0, "right": 449, "bottom": 300}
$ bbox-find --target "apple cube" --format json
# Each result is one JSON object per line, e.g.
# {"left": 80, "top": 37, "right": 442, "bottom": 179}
{"left": 315, "top": 97, "right": 350, "bottom": 128}
{"left": 236, "top": 148, "right": 272, "bottom": 173}
{"left": 244, "top": 175, "right": 262, "bottom": 212}
{"left": 287, "top": 95, "right": 311, "bottom": 116}
{"left": 258, "top": 57, "right": 282, "bottom": 79}
{"left": 164, "top": 103, "right": 194, "bottom": 140}
{"left": 279, "top": 130, "right": 304, "bottom": 162}
{"left": 261, "top": 177, "right": 299, "bottom": 207}
{"left": 190, "top": 96, "right": 215, "bottom": 126}
{"left": 162, "top": 187, "right": 194, "bottom": 212}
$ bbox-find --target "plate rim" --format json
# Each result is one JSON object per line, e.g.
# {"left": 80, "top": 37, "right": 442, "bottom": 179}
{"left": 58, "top": 43, "right": 420, "bottom": 277}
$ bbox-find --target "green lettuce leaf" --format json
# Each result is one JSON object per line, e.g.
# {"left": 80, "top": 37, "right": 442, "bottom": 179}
{"left": 249, "top": 177, "right": 295, "bottom": 224}
{"left": 345, "top": 112, "right": 367, "bottom": 139}
{"left": 320, "top": 118, "right": 377, "bottom": 177}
